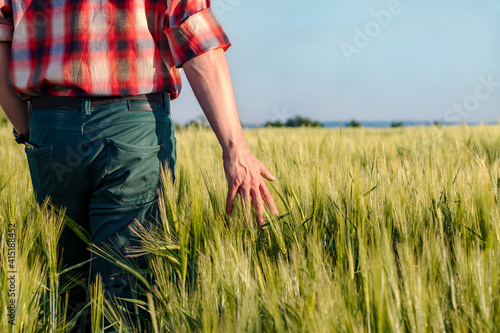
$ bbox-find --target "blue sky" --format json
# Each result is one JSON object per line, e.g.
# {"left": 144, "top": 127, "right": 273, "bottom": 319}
{"left": 171, "top": 0, "right": 500, "bottom": 125}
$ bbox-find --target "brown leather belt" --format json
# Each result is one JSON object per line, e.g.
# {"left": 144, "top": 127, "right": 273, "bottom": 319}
{"left": 30, "top": 92, "right": 165, "bottom": 110}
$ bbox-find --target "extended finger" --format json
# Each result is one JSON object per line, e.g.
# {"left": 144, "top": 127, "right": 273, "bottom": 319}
{"left": 226, "top": 184, "right": 238, "bottom": 216}
{"left": 260, "top": 184, "right": 279, "bottom": 216}
{"left": 251, "top": 187, "right": 265, "bottom": 227}
{"left": 239, "top": 186, "right": 252, "bottom": 224}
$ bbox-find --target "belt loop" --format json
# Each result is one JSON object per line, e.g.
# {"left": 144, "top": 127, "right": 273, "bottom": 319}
{"left": 81, "top": 98, "right": 91, "bottom": 115}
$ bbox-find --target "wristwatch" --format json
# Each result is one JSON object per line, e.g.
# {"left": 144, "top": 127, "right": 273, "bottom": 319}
{"left": 13, "top": 128, "right": 29, "bottom": 144}
{"left": 13, "top": 128, "right": 37, "bottom": 150}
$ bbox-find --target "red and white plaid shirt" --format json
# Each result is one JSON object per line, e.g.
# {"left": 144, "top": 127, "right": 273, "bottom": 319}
{"left": 0, "top": 0, "right": 231, "bottom": 99}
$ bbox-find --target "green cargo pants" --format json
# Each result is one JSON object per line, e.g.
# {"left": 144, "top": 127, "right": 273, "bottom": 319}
{"left": 25, "top": 92, "right": 176, "bottom": 327}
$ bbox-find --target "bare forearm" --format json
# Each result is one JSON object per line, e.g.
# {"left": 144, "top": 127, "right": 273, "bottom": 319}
{"left": 0, "top": 42, "right": 29, "bottom": 135}
{"left": 183, "top": 48, "right": 247, "bottom": 156}
{"left": 183, "top": 48, "right": 278, "bottom": 226}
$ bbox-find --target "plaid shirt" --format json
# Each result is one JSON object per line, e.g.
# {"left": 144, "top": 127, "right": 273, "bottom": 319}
{"left": 0, "top": 0, "right": 231, "bottom": 99}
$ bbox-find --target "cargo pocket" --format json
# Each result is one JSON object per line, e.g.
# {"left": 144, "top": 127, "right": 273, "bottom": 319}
{"left": 103, "top": 138, "right": 164, "bottom": 206}
{"left": 25, "top": 145, "right": 59, "bottom": 204}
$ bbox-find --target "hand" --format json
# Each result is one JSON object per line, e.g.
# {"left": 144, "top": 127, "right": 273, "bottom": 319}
{"left": 223, "top": 147, "right": 279, "bottom": 228}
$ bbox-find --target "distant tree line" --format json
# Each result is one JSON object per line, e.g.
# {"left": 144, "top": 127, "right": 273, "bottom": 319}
{"left": 345, "top": 120, "right": 404, "bottom": 128}
{"left": 345, "top": 120, "right": 401, "bottom": 128}
{"left": 346, "top": 120, "right": 361, "bottom": 128}
{"left": 265, "top": 116, "right": 324, "bottom": 128}
{"left": 176, "top": 117, "right": 448, "bottom": 131}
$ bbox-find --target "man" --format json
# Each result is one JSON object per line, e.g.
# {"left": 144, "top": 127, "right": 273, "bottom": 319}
{"left": 0, "top": 0, "right": 278, "bottom": 329}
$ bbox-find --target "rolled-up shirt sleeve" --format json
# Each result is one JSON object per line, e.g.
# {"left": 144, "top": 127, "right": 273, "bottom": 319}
{"left": 164, "top": 0, "right": 231, "bottom": 68}
{"left": 0, "top": 0, "right": 13, "bottom": 42}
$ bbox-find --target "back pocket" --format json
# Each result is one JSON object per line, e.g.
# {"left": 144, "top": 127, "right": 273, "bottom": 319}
{"left": 25, "top": 145, "right": 59, "bottom": 204}
{"left": 103, "top": 138, "right": 163, "bottom": 206}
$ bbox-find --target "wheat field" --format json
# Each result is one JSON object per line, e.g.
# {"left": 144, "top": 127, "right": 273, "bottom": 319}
{"left": 1, "top": 114, "right": 499, "bottom": 332}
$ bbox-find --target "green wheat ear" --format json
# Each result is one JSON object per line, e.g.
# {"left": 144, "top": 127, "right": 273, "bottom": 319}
{"left": 90, "top": 274, "right": 104, "bottom": 333}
